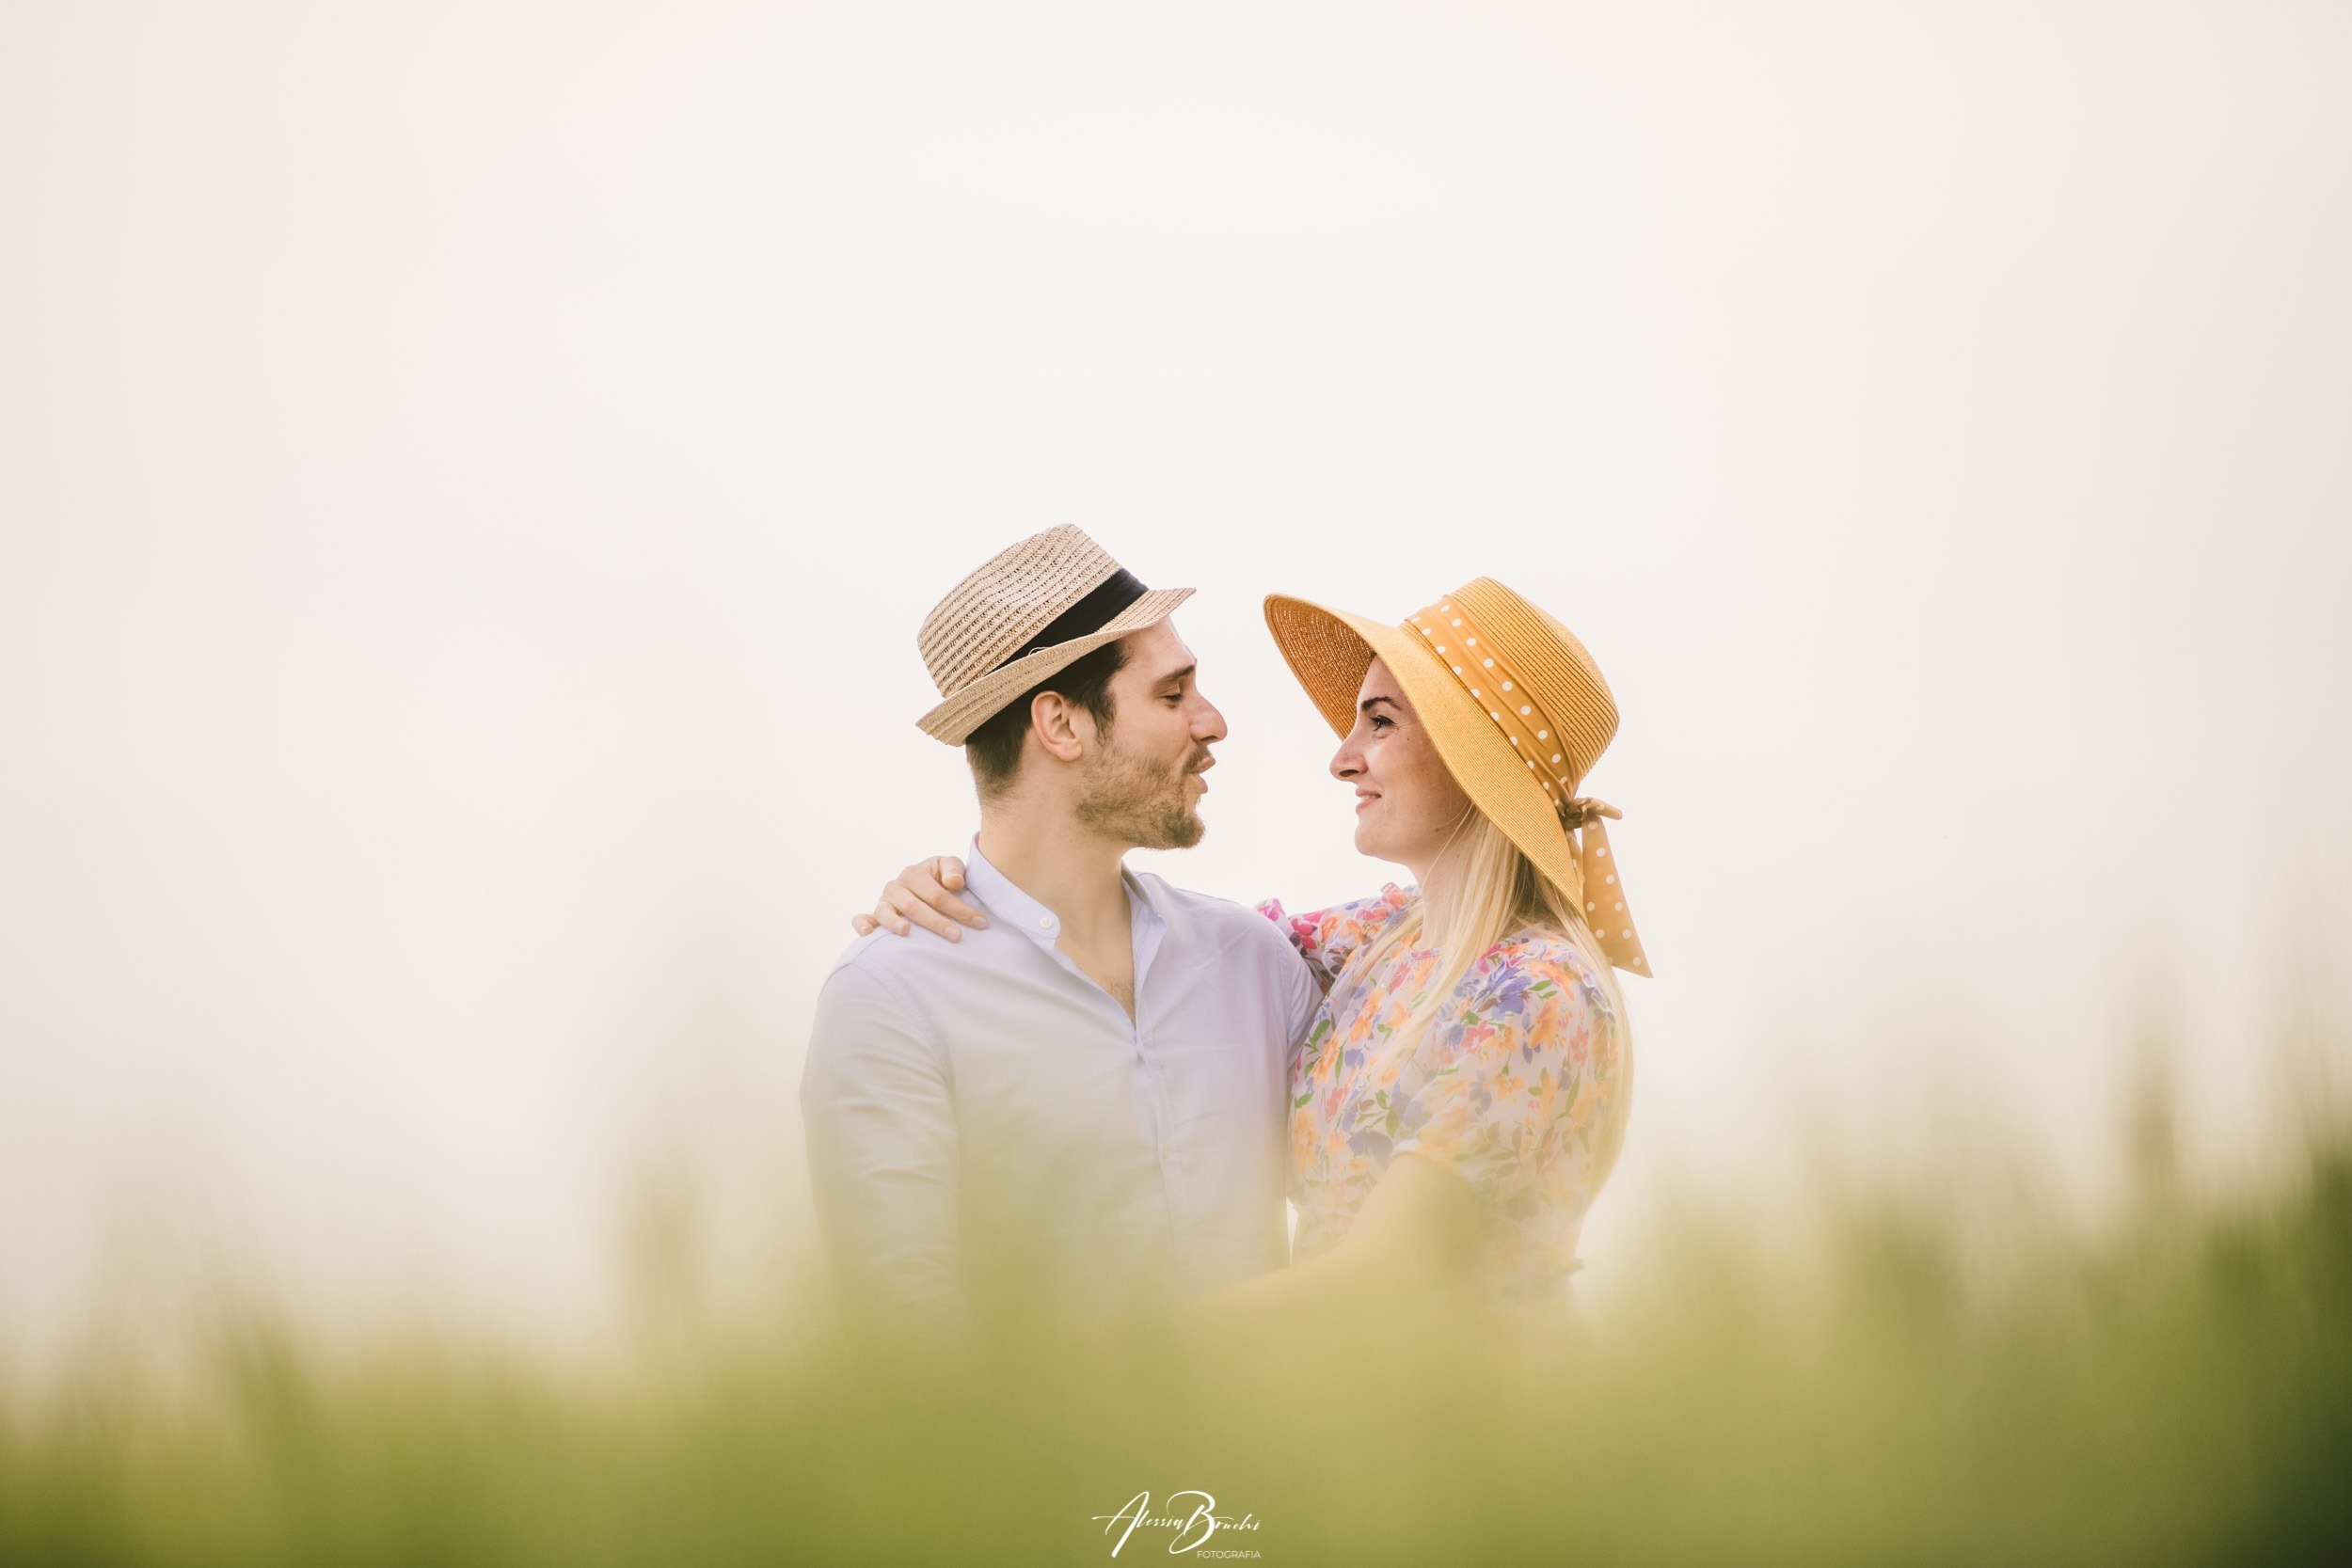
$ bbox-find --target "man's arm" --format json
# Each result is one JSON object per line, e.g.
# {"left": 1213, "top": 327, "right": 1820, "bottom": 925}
{"left": 801, "top": 960, "right": 963, "bottom": 1325}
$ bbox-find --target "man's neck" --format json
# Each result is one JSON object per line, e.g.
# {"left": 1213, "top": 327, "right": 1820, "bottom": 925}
{"left": 975, "top": 800, "right": 1134, "bottom": 954}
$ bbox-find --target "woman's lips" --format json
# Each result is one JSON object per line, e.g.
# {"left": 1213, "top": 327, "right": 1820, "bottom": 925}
{"left": 1355, "top": 792, "right": 1379, "bottom": 812}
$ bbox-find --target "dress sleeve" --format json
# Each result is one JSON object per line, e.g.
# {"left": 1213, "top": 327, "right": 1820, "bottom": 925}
{"left": 1254, "top": 884, "right": 1414, "bottom": 992}
{"left": 1391, "top": 949, "right": 1625, "bottom": 1249}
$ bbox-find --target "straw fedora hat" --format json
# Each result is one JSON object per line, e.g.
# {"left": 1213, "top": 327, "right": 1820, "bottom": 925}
{"left": 916, "top": 525, "right": 1194, "bottom": 744}
{"left": 1263, "top": 578, "right": 1651, "bottom": 975}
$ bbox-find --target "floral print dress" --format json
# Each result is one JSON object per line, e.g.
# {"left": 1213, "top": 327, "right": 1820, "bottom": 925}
{"left": 1259, "top": 885, "right": 1629, "bottom": 1303}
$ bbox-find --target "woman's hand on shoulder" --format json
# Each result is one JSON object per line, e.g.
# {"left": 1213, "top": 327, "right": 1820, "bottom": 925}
{"left": 850, "top": 857, "right": 988, "bottom": 942}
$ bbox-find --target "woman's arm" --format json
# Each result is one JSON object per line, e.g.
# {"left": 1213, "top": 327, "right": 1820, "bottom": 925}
{"left": 1189, "top": 1152, "right": 1485, "bottom": 1325}
{"left": 852, "top": 856, "right": 987, "bottom": 942}
{"left": 1255, "top": 885, "right": 1414, "bottom": 990}
{"left": 1202, "top": 944, "right": 1620, "bottom": 1327}
{"left": 852, "top": 860, "right": 1416, "bottom": 981}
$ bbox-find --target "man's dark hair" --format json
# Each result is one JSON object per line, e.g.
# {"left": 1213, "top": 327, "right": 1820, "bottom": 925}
{"left": 963, "top": 637, "right": 1130, "bottom": 800}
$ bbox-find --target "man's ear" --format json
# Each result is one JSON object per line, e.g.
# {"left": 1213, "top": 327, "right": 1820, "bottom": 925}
{"left": 1027, "top": 690, "right": 1090, "bottom": 764}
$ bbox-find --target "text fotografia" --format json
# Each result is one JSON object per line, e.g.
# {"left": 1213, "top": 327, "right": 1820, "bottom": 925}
{"left": 1090, "top": 1490, "right": 1262, "bottom": 1556}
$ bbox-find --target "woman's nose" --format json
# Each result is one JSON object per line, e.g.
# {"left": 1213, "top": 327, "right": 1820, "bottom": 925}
{"left": 1330, "top": 742, "right": 1360, "bottom": 780}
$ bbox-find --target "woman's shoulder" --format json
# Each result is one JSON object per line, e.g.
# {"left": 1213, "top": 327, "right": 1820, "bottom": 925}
{"left": 1255, "top": 882, "right": 1413, "bottom": 926}
{"left": 1256, "top": 884, "right": 1416, "bottom": 974}
{"left": 1465, "top": 925, "right": 1620, "bottom": 1028}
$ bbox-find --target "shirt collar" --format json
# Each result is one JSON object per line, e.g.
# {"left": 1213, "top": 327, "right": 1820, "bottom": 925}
{"left": 963, "top": 837, "right": 1163, "bottom": 955}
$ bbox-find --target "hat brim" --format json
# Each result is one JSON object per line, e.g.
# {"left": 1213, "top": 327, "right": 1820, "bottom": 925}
{"left": 1263, "top": 593, "right": 1586, "bottom": 906}
{"left": 918, "top": 586, "right": 1196, "bottom": 744}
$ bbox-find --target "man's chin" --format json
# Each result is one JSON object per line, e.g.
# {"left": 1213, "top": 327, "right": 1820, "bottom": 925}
{"left": 1149, "top": 812, "right": 1206, "bottom": 852}
{"left": 1075, "top": 757, "right": 1209, "bottom": 850}
{"left": 1134, "top": 801, "right": 1206, "bottom": 853}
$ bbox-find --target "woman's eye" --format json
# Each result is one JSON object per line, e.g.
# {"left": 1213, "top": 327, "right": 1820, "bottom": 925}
{"left": 1369, "top": 715, "right": 1392, "bottom": 732}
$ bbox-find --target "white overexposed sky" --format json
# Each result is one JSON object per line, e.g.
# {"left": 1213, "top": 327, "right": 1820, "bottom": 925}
{"left": 3, "top": 2, "right": 2348, "bottom": 1369}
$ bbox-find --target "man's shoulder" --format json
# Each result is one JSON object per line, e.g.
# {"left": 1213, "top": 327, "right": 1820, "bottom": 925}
{"left": 1134, "top": 870, "right": 1258, "bottom": 926}
{"left": 1134, "top": 873, "right": 1300, "bottom": 962}
{"left": 821, "top": 923, "right": 989, "bottom": 999}
{"left": 808, "top": 926, "right": 1007, "bottom": 1064}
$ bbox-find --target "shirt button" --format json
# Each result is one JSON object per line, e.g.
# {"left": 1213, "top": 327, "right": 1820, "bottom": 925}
{"left": 1039, "top": 915, "right": 1055, "bottom": 929}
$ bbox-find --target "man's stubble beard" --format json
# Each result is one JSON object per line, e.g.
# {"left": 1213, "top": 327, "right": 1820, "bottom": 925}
{"left": 1073, "top": 731, "right": 1206, "bottom": 851}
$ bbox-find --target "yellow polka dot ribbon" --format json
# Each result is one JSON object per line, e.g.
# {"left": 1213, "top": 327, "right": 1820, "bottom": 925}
{"left": 1557, "top": 797, "right": 1649, "bottom": 978}
{"left": 1407, "top": 597, "right": 1652, "bottom": 977}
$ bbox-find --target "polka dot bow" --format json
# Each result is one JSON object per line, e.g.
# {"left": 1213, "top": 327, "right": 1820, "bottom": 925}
{"left": 1406, "top": 596, "right": 1651, "bottom": 977}
{"left": 1557, "top": 797, "right": 1649, "bottom": 977}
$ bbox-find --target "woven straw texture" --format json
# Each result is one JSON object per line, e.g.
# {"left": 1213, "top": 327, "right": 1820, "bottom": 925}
{"left": 914, "top": 525, "right": 1193, "bottom": 744}
{"left": 1263, "top": 579, "right": 1615, "bottom": 773}
{"left": 1263, "top": 578, "right": 1647, "bottom": 974}
{"left": 1444, "top": 579, "right": 1619, "bottom": 785}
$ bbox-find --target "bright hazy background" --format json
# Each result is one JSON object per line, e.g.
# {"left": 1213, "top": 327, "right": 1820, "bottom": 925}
{"left": 4, "top": 2, "right": 2348, "bottom": 1376}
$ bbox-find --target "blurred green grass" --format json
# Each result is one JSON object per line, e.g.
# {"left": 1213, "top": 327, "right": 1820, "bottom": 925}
{"left": 6, "top": 1053, "right": 2349, "bottom": 1566}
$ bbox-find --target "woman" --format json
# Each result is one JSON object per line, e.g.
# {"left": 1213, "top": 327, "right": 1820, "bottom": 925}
{"left": 859, "top": 578, "right": 1650, "bottom": 1311}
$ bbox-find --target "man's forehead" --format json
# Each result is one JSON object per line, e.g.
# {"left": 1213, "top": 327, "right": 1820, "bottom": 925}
{"left": 1123, "top": 620, "right": 1196, "bottom": 680}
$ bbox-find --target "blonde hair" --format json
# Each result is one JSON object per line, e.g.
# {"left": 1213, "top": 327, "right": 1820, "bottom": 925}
{"left": 1351, "top": 809, "right": 1635, "bottom": 1188}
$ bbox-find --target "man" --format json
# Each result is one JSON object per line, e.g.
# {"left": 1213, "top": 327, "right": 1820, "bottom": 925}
{"left": 800, "top": 526, "right": 1319, "bottom": 1328}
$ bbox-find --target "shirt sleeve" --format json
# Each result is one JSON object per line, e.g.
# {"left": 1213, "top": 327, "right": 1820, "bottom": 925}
{"left": 1391, "top": 952, "right": 1623, "bottom": 1243}
{"left": 1254, "top": 884, "right": 1414, "bottom": 993}
{"left": 800, "top": 959, "right": 964, "bottom": 1324}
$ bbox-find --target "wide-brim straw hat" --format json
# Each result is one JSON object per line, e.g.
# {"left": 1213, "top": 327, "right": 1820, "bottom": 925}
{"left": 1263, "top": 578, "right": 1651, "bottom": 975}
{"left": 916, "top": 525, "right": 1193, "bottom": 744}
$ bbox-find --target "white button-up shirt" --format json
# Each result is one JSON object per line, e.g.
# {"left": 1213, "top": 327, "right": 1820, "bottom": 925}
{"left": 802, "top": 841, "right": 1320, "bottom": 1321}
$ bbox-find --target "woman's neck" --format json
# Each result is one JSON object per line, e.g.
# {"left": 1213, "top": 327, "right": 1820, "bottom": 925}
{"left": 1413, "top": 847, "right": 1467, "bottom": 938}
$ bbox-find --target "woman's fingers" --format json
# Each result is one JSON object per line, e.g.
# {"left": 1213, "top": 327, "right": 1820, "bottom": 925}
{"left": 899, "top": 859, "right": 988, "bottom": 930}
{"left": 850, "top": 855, "right": 989, "bottom": 940}
{"left": 882, "top": 879, "right": 964, "bottom": 942}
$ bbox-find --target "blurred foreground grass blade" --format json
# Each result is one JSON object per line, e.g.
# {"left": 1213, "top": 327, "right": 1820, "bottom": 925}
{"left": 5, "top": 1108, "right": 2350, "bottom": 1564}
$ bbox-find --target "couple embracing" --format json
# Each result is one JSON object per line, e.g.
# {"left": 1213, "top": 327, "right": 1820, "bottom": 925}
{"left": 802, "top": 525, "right": 1650, "bottom": 1337}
